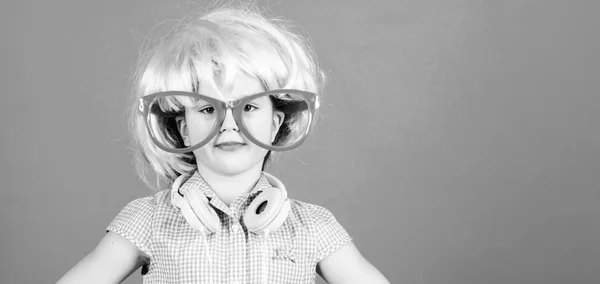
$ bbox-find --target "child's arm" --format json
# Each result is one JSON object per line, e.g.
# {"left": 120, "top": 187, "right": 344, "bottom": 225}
{"left": 56, "top": 232, "right": 146, "bottom": 284}
{"left": 317, "top": 242, "right": 390, "bottom": 284}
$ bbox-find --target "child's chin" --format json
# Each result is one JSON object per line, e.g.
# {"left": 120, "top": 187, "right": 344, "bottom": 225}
{"left": 214, "top": 160, "right": 257, "bottom": 176}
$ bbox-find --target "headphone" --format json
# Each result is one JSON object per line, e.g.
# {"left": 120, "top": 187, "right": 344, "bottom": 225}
{"left": 170, "top": 172, "right": 291, "bottom": 236}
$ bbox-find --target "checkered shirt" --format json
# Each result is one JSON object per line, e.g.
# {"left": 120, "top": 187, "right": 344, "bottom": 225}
{"left": 107, "top": 171, "right": 352, "bottom": 284}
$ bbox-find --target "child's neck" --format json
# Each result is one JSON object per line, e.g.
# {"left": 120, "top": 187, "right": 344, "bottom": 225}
{"left": 196, "top": 163, "right": 262, "bottom": 207}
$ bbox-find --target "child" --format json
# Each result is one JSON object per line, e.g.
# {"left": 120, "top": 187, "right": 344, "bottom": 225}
{"left": 57, "top": 4, "right": 389, "bottom": 284}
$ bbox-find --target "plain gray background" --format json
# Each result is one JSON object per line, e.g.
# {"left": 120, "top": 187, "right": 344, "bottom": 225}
{"left": 1, "top": 0, "right": 598, "bottom": 283}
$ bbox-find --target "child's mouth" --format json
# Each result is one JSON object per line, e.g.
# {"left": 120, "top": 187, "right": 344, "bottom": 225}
{"left": 215, "top": 142, "right": 246, "bottom": 151}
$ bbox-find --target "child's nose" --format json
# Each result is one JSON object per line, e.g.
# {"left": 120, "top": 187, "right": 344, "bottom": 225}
{"left": 219, "top": 108, "right": 239, "bottom": 132}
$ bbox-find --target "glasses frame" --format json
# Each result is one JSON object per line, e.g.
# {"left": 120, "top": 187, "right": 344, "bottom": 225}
{"left": 138, "top": 89, "right": 320, "bottom": 154}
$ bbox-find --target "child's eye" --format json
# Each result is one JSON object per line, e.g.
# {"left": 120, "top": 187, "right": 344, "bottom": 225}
{"left": 244, "top": 104, "right": 258, "bottom": 112}
{"left": 197, "top": 106, "right": 215, "bottom": 114}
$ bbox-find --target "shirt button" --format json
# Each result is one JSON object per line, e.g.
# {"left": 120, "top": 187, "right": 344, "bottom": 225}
{"left": 231, "top": 223, "right": 241, "bottom": 233}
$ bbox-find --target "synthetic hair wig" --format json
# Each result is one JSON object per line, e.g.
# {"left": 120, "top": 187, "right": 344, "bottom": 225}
{"left": 129, "top": 3, "right": 326, "bottom": 189}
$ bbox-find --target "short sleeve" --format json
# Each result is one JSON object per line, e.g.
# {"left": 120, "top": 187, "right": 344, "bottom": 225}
{"left": 306, "top": 204, "right": 353, "bottom": 262}
{"left": 106, "top": 196, "right": 155, "bottom": 257}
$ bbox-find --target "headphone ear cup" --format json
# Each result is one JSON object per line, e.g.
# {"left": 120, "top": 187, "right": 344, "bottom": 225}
{"left": 171, "top": 175, "right": 221, "bottom": 235}
{"left": 244, "top": 187, "right": 290, "bottom": 235}
{"left": 184, "top": 188, "right": 221, "bottom": 234}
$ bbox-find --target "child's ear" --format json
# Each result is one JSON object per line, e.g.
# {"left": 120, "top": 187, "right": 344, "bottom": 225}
{"left": 176, "top": 116, "right": 189, "bottom": 146}
{"left": 271, "top": 110, "right": 285, "bottom": 142}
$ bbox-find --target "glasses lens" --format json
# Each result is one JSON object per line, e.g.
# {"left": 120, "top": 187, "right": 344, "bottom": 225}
{"left": 241, "top": 91, "right": 312, "bottom": 150}
{"left": 147, "top": 94, "right": 219, "bottom": 152}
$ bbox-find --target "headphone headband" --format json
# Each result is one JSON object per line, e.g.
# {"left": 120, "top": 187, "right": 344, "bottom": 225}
{"left": 170, "top": 171, "right": 290, "bottom": 236}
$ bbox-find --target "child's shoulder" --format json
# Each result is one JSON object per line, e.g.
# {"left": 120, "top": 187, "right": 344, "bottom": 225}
{"left": 287, "top": 198, "right": 353, "bottom": 260}
{"left": 287, "top": 198, "right": 343, "bottom": 227}
{"left": 119, "top": 188, "right": 173, "bottom": 213}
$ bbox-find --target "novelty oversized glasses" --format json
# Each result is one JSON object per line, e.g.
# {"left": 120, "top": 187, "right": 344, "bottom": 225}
{"left": 138, "top": 89, "right": 320, "bottom": 154}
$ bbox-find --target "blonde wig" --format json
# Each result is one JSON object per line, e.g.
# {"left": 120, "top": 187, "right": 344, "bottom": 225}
{"left": 129, "top": 3, "right": 326, "bottom": 189}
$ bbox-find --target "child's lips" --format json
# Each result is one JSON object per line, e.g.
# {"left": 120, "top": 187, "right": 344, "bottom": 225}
{"left": 215, "top": 142, "right": 246, "bottom": 150}
{"left": 216, "top": 141, "right": 245, "bottom": 146}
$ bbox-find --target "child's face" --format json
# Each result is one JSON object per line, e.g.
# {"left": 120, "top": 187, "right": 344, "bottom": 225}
{"left": 183, "top": 73, "right": 283, "bottom": 176}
